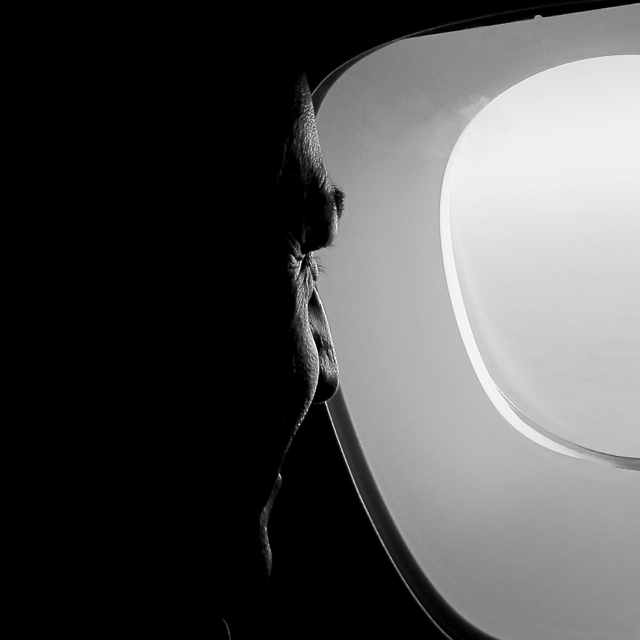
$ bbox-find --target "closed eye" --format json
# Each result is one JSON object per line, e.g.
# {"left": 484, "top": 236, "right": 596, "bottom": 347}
{"left": 302, "top": 181, "right": 346, "bottom": 254}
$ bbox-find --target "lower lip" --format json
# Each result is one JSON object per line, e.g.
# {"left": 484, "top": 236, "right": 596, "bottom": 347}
{"left": 262, "top": 474, "right": 282, "bottom": 525}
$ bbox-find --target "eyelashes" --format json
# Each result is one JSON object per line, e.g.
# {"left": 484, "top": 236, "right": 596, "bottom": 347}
{"left": 332, "top": 185, "right": 345, "bottom": 219}
{"left": 314, "top": 254, "right": 326, "bottom": 277}
{"left": 302, "top": 252, "right": 325, "bottom": 282}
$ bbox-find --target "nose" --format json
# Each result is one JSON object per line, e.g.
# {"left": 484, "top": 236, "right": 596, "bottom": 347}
{"left": 308, "top": 288, "right": 339, "bottom": 403}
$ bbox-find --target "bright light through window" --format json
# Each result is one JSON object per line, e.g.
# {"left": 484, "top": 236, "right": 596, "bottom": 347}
{"left": 442, "top": 55, "right": 640, "bottom": 466}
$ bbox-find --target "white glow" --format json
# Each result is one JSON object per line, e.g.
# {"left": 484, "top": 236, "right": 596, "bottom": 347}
{"left": 443, "top": 56, "right": 640, "bottom": 462}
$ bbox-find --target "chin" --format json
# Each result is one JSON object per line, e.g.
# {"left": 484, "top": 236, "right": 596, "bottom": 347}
{"left": 259, "top": 473, "right": 282, "bottom": 576}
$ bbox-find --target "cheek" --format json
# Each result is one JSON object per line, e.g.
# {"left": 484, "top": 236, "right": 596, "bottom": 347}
{"left": 290, "top": 291, "right": 321, "bottom": 410}
{"left": 271, "top": 274, "right": 321, "bottom": 440}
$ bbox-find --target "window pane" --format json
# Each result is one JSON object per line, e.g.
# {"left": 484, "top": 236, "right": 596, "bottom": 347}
{"left": 443, "top": 55, "right": 640, "bottom": 461}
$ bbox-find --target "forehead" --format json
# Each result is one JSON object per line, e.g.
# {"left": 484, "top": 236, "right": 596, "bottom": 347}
{"left": 296, "top": 80, "right": 326, "bottom": 179}
{"left": 270, "top": 69, "right": 327, "bottom": 188}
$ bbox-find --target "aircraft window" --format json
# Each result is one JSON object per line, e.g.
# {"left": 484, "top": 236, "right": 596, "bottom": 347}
{"left": 315, "top": 5, "right": 640, "bottom": 639}
{"left": 441, "top": 55, "right": 640, "bottom": 467}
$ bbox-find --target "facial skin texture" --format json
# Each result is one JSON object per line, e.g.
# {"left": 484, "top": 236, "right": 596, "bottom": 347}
{"left": 220, "top": 70, "right": 343, "bottom": 636}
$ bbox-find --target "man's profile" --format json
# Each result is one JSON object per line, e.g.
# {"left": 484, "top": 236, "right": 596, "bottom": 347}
{"left": 218, "top": 30, "right": 347, "bottom": 632}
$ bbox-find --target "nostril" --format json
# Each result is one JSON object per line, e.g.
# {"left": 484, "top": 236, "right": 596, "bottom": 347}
{"left": 312, "top": 365, "right": 339, "bottom": 404}
{"left": 312, "top": 328, "right": 339, "bottom": 403}
{"left": 308, "top": 290, "right": 339, "bottom": 403}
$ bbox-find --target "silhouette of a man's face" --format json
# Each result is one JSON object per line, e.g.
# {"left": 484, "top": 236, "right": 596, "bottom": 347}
{"left": 221, "top": 67, "right": 343, "bottom": 631}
